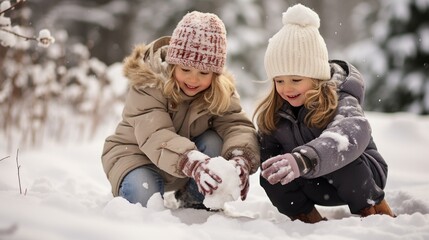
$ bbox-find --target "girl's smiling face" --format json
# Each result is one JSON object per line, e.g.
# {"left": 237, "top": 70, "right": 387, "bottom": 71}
{"left": 274, "top": 75, "right": 314, "bottom": 107}
{"left": 174, "top": 65, "right": 213, "bottom": 96}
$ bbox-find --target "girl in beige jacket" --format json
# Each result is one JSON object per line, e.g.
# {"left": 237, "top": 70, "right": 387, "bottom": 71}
{"left": 101, "top": 11, "right": 259, "bottom": 209}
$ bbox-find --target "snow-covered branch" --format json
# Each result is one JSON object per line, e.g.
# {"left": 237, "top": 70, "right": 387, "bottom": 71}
{"left": 0, "top": 0, "right": 24, "bottom": 15}
{"left": 0, "top": 0, "right": 55, "bottom": 48}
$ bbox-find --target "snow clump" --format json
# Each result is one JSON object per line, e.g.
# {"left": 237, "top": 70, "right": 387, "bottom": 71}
{"left": 203, "top": 156, "right": 241, "bottom": 209}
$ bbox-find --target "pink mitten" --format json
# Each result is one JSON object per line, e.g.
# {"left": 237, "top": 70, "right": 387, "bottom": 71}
{"left": 261, "top": 153, "right": 300, "bottom": 185}
{"left": 180, "top": 150, "right": 222, "bottom": 195}
{"left": 229, "top": 156, "right": 250, "bottom": 200}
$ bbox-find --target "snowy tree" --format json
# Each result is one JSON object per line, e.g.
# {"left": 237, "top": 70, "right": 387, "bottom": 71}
{"left": 0, "top": 0, "right": 126, "bottom": 150}
{"left": 347, "top": 0, "right": 429, "bottom": 114}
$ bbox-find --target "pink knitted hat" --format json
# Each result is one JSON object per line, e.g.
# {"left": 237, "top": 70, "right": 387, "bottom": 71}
{"left": 166, "top": 11, "right": 227, "bottom": 74}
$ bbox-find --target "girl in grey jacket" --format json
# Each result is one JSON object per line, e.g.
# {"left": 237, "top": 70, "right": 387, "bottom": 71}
{"left": 254, "top": 4, "right": 394, "bottom": 223}
{"left": 102, "top": 11, "right": 259, "bottom": 209}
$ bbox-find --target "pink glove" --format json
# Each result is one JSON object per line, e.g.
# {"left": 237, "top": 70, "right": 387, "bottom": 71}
{"left": 229, "top": 156, "right": 251, "bottom": 200}
{"left": 180, "top": 150, "right": 222, "bottom": 195}
{"left": 261, "top": 153, "right": 300, "bottom": 185}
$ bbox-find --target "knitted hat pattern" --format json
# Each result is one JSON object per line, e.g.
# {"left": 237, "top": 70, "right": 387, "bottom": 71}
{"left": 264, "top": 4, "right": 330, "bottom": 80}
{"left": 166, "top": 11, "right": 227, "bottom": 74}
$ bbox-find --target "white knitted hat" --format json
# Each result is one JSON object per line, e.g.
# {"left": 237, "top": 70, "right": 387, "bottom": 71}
{"left": 264, "top": 4, "right": 330, "bottom": 80}
{"left": 166, "top": 11, "right": 227, "bottom": 74}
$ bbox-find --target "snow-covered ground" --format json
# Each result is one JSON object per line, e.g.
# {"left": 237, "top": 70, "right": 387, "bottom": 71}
{"left": 1, "top": 111, "right": 429, "bottom": 240}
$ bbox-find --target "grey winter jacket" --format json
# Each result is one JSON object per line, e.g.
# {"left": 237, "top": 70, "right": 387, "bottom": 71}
{"left": 259, "top": 60, "right": 388, "bottom": 187}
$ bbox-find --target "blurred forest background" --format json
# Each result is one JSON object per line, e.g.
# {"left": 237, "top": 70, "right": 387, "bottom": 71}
{"left": 1, "top": 0, "right": 428, "bottom": 149}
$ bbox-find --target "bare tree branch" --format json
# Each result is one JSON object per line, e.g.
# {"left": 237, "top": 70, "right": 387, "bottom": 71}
{"left": 0, "top": 0, "right": 26, "bottom": 15}
{"left": 0, "top": 27, "right": 36, "bottom": 42}
{"left": 15, "top": 148, "right": 23, "bottom": 195}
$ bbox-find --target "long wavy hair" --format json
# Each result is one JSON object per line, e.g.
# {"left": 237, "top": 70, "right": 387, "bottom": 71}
{"left": 254, "top": 79, "right": 338, "bottom": 134}
{"left": 163, "top": 65, "right": 236, "bottom": 116}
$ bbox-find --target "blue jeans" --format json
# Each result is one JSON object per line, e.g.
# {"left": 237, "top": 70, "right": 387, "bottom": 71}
{"left": 119, "top": 130, "right": 222, "bottom": 207}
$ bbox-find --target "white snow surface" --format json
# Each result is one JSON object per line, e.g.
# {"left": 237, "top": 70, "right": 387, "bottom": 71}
{"left": 202, "top": 157, "right": 240, "bottom": 209}
{"left": 1, "top": 112, "right": 429, "bottom": 239}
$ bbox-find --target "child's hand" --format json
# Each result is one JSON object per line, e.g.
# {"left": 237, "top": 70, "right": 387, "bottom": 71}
{"left": 229, "top": 156, "right": 250, "bottom": 200}
{"left": 180, "top": 150, "right": 222, "bottom": 195}
{"left": 261, "top": 153, "right": 300, "bottom": 185}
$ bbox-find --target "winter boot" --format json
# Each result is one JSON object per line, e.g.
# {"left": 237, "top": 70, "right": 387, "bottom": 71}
{"left": 290, "top": 207, "right": 327, "bottom": 224}
{"left": 359, "top": 199, "right": 396, "bottom": 217}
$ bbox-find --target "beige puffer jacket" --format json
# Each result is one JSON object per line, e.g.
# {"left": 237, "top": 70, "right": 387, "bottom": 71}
{"left": 101, "top": 36, "right": 260, "bottom": 196}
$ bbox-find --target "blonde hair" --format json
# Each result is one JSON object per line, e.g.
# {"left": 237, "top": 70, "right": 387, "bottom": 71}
{"left": 304, "top": 80, "right": 338, "bottom": 128}
{"left": 253, "top": 86, "right": 283, "bottom": 135}
{"left": 254, "top": 79, "right": 338, "bottom": 134}
{"left": 163, "top": 65, "right": 236, "bottom": 115}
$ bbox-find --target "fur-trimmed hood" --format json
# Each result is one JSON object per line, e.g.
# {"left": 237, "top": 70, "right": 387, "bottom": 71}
{"left": 123, "top": 36, "right": 171, "bottom": 89}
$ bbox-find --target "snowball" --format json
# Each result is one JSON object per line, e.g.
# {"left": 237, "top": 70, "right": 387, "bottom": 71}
{"left": 282, "top": 4, "right": 320, "bottom": 29}
{"left": 203, "top": 157, "right": 241, "bottom": 210}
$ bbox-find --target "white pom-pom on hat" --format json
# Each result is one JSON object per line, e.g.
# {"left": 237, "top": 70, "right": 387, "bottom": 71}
{"left": 264, "top": 4, "right": 330, "bottom": 80}
{"left": 282, "top": 3, "right": 320, "bottom": 28}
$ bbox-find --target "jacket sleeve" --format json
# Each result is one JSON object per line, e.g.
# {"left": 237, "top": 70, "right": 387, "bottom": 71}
{"left": 210, "top": 94, "right": 260, "bottom": 174}
{"left": 294, "top": 93, "right": 371, "bottom": 178}
{"left": 259, "top": 132, "right": 283, "bottom": 164}
{"left": 124, "top": 86, "right": 196, "bottom": 177}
